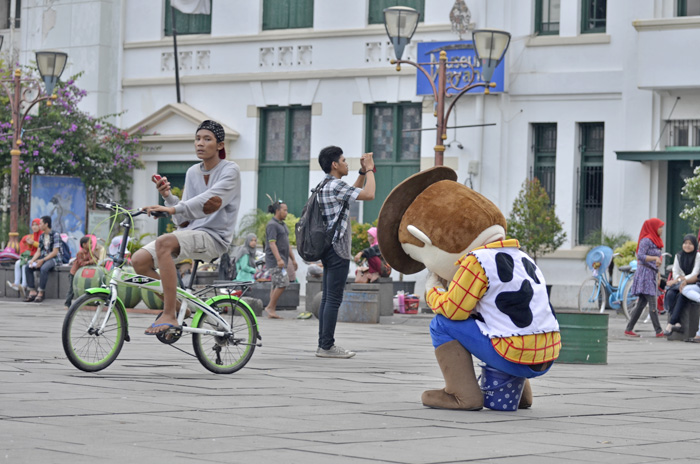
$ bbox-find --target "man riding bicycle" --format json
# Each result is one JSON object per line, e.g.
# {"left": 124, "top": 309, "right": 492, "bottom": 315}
{"left": 133, "top": 120, "right": 241, "bottom": 335}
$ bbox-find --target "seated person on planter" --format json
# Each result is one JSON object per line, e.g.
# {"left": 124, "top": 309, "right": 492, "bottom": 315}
{"left": 234, "top": 233, "right": 258, "bottom": 282}
{"left": 664, "top": 234, "right": 700, "bottom": 336}
{"left": 24, "top": 216, "right": 62, "bottom": 303}
{"left": 7, "top": 218, "right": 40, "bottom": 297}
{"left": 64, "top": 236, "right": 98, "bottom": 309}
{"left": 354, "top": 226, "right": 391, "bottom": 283}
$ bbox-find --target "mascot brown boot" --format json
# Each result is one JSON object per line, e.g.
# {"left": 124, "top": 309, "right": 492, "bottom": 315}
{"left": 421, "top": 340, "right": 484, "bottom": 410}
{"left": 518, "top": 379, "right": 533, "bottom": 409}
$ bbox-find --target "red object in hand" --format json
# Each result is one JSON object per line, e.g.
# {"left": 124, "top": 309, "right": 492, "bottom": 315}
{"left": 151, "top": 174, "right": 162, "bottom": 183}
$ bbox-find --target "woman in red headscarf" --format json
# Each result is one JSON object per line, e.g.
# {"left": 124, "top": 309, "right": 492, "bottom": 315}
{"left": 625, "top": 218, "right": 665, "bottom": 337}
{"left": 7, "top": 218, "right": 41, "bottom": 296}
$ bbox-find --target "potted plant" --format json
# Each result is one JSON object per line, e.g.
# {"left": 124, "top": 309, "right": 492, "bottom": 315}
{"left": 508, "top": 178, "right": 566, "bottom": 263}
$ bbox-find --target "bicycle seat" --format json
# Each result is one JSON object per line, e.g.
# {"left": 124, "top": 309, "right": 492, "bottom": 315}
{"left": 619, "top": 260, "right": 637, "bottom": 273}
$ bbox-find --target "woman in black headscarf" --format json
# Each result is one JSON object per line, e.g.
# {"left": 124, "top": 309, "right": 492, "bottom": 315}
{"left": 663, "top": 234, "right": 700, "bottom": 336}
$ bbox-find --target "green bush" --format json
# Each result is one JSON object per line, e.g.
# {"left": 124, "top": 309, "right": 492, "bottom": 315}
{"left": 582, "top": 229, "right": 632, "bottom": 250}
{"left": 351, "top": 221, "right": 372, "bottom": 257}
{"left": 237, "top": 208, "right": 298, "bottom": 248}
{"left": 613, "top": 241, "right": 637, "bottom": 268}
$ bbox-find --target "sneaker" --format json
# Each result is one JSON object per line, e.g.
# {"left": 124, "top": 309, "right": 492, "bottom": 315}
{"left": 6, "top": 281, "right": 18, "bottom": 291}
{"left": 624, "top": 330, "right": 640, "bottom": 337}
{"left": 655, "top": 332, "right": 665, "bottom": 338}
{"left": 316, "top": 345, "right": 356, "bottom": 358}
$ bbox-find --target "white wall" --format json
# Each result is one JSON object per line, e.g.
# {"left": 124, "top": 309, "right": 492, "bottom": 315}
{"left": 15, "top": 0, "right": 700, "bottom": 300}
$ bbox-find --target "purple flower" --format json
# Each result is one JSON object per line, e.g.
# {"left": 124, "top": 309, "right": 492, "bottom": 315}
{"left": 69, "top": 123, "right": 77, "bottom": 132}
{"left": 32, "top": 150, "right": 38, "bottom": 157}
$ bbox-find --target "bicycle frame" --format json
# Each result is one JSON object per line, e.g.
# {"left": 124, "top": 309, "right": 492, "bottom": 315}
{"left": 90, "top": 204, "right": 255, "bottom": 341}
{"left": 587, "top": 263, "right": 635, "bottom": 312}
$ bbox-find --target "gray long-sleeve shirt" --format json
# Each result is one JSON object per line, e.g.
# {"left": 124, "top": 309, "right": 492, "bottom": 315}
{"left": 163, "top": 160, "right": 241, "bottom": 250}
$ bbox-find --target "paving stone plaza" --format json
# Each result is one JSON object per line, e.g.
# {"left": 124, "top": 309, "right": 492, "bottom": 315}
{"left": 1, "top": 298, "right": 699, "bottom": 463}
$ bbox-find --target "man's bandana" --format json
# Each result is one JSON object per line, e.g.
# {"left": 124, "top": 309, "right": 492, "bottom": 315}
{"left": 196, "top": 120, "right": 226, "bottom": 159}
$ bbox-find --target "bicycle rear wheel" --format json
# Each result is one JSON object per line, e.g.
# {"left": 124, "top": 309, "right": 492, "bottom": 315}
{"left": 578, "top": 277, "right": 604, "bottom": 312}
{"left": 621, "top": 278, "right": 638, "bottom": 320}
{"left": 62, "top": 293, "right": 127, "bottom": 372}
{"left": 192, "top": 298, "right": 258, "bottom": 374}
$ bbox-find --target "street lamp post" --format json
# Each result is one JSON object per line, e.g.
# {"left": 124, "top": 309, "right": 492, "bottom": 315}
{"left": 383, "top": 7, "right": 510, "bottom": 166}
{"left": 3, "top": 50, "right": 67, "bottom": 252}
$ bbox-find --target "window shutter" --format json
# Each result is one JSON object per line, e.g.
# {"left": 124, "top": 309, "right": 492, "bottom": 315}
{"left": 164, "top": 0, "right": 211, "bottom": 36}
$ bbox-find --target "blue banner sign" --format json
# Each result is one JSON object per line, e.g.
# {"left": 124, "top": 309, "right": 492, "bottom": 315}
{"left": 415, "top": 40, "right": 505, "bottom": 96}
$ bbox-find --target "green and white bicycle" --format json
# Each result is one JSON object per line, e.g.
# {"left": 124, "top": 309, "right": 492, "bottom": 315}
{"left": 61, "top": 202, "right": 261, "bottom": 374}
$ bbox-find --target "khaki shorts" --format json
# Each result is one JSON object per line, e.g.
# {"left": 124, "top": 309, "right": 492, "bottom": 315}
{"left": 270, "top": 266, "right": 290, "bottom": 289}
{"left": 142, "top": 229, "right": 224, "bottom": 269}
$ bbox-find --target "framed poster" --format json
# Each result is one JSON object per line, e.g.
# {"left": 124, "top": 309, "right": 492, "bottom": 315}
{"left": 30, "top": 175, "right": 87, "bottom": 257}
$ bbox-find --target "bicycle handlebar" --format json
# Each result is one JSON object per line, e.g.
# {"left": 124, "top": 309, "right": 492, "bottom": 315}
{"left": 148, "top": 210, "right": 170, "bottom": 219}
{"left": 96, "top": 201, "right": 169, "bottom": 219}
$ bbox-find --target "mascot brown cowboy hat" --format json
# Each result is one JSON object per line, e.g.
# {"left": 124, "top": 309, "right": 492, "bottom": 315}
{"left": 378, "top": 166, "right": 506, "bottom": 281}
{"left": 378, "top": 166, "right": 560, "bottom": 411}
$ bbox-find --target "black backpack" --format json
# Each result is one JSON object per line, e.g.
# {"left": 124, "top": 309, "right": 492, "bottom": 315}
{"left": 295, "top": 178, "right": 346, "bottom": 262}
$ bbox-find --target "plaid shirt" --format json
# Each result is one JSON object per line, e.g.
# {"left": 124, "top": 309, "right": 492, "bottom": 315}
{"left": 318, "top": 174, "right": 360, "bottom": 260}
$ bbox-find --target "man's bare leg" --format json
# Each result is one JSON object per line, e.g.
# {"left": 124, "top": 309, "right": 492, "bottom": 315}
{"left": 265, "top": 287, "right": 285, "bottom": 318}
{"left": 133, "top": 235, "right": 181, "bottom": 334}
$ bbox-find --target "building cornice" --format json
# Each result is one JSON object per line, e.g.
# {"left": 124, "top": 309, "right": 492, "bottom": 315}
{"left": 633, "top": 16, "right": 700, "bottom": 31}
{"left": 526, "top": 33, "right": 611, "bottom": 47}
{"left": 124, "top": 24, "right": 452, "bottom": 49}
{"left": 122, "top": 66, "right": 416, "bottom": 87}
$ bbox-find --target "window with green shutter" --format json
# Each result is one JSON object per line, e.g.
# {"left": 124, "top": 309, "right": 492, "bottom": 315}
{"left": 164, "top": 0, "right": 211, "bottom": 36}
{"left": 534, "top": 0, "right": 560, "bottom": 35}
{"left": 362, "top": 102, "right": 421, "bottom": 223}
{"left": 678, "top": 0, "right": 700, "bottom": 16}
{"left": 258, "top": 107, "right": 311, "bottom": 217}
{"left": 581, "top": 0, "right": 606, "bottom": 34}
{"left": 532, "top": 123, "right": 557, "bottom": 205}
{"left": 262, "top": 0, "right": 314, "bottom": 31}
{"left": 578, "top": 123, "right": 604, "bottom": 244}
{"left": 368, "top": 0, "right": 425, "bottom": 25}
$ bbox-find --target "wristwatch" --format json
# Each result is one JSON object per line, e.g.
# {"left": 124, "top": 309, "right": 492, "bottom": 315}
{"left": 359, "top": 167, "right": 377, "bottom": 175}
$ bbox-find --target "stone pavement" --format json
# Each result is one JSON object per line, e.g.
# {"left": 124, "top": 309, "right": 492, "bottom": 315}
{"left": 1, "top": 298, "right": 700, "bottom": 464}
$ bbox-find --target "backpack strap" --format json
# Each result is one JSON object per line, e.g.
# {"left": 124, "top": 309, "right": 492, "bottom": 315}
{"left": 316, "top": 176, "right": 349, "bottom": 239}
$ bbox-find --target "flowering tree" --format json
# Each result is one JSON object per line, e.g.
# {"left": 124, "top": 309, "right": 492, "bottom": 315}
{"left": 0, "top": 70, "right": 145, "bottom": 236}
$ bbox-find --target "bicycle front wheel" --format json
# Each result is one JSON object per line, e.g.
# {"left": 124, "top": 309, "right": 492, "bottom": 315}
{"left": 192, "top": 298, "right": 258, "bottom": 374}
{"left": 62, "top": 293, "right": 127, "bottom": 372}
{"left": 621, "top": 277, "right": 638, "bottom": 320}
{"left": 578, "top": 277, "right": 604, "bottom": 312}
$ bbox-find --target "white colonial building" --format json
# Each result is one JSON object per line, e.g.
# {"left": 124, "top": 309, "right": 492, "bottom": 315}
{"left": 10, "top": 0, "right": 700, "bottom": 304}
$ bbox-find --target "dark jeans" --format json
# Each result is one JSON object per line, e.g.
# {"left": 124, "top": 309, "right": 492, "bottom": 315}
{"left": 318, "top": 246, "right": 350, "bottom": 350}
{"left": 25, "top": 259, "right": 56, "bottom": 293}
{"left": 664, "top": 284, "right": 680, "bottom": 313}
{"left": 626, "top": 294, "right": 662, "bottom": 334}
{"left": 669, "top": 288, "right": 689, "bottom": 326}
{"left": 64, "top": 274, "right": 75, "bottom": 307}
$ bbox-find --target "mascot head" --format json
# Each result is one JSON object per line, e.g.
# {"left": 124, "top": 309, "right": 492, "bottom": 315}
{"left": 377, "top": 166, "right": 506, "bottom": 281}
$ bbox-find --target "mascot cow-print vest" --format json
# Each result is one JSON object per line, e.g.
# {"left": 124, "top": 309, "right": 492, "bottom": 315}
{"left": 470, "top": 247, "right": 559, "bottom": 338}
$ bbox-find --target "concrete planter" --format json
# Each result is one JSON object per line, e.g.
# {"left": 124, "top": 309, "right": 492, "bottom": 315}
{"left": 247, "top": 282, "right": 300, "bottom": 310}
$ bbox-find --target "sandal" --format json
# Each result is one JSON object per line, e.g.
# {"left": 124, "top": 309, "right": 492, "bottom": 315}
{"left": 34, "top": 294, "right": 44, "bottom": 303}
{"left": 24, "top": 294, "right": 37, "bottom": 302}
